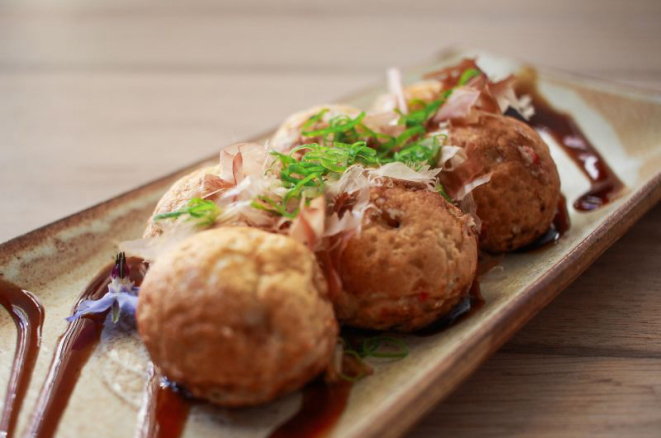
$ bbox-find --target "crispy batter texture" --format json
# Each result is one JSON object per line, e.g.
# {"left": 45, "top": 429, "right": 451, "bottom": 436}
{"left": 137, "top": 227, "right": 338, "bottom": 407}
{"left": 143, "top": 165, "right": 226, "bottom": 238}
{"left": 443, "top": 114, "right": 561, "bottom": 252}
{"left": 334, "top": 185, "right": 478, "bottom": 331}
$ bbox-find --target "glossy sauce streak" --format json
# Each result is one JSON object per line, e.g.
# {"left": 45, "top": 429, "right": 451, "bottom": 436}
{"left": 514, "top": 77, "right": 625, "bottom": 211}
{"left": 0, "top": 279, "right": 45, "bottom": 438}
{"left": 27, "top": 259, "right": 145, "bottom": 438}
{"left": 268, "top": 379, "right": 352, "bottom": 438}
{"left": 137, "top": 363, "right": 190, "bottom": 438}
{"left": 515, "top": 194, "right": 571, "bottom": 253}
{"left": 413, "top": 280, "right": 485, "bottom": 337}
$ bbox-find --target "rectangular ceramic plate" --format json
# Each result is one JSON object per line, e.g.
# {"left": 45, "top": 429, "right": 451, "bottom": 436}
{"left": 1, "top": 48, "right": 660, "bottom": 438}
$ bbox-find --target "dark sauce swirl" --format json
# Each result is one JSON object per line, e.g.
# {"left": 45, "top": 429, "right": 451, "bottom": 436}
{"left": 6, "top": 69, "right": 615, "bottom": 438}
{"left": 26, "top": 258, "right": 144, "bottom": 438}
{"left": 268, "top": 380, "right": 352, "bottom": 438}
{"left": 513, "top": 73, "right": 625, "bottom": 211}
{"left": 0, "top": 279, "right": 45, "bottom": 438}
{"left": 137, "top": 363, "right": 190, "bottom": 438}
{"left": 413, "top": 280, "right": 485, "bottom": 337}
{"left": 515, "top": 194, "right": 571, "bottom": 253}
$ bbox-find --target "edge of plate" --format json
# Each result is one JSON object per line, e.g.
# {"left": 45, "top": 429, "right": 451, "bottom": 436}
{"left": 2, "top": 46, "right": 657, "bottom": 256}
{"left": 356, "top": 172, "right": 661, "bottom": 438}
{"left": 432, "top": 46, "right": 661, "bottom": 99}
{"left": 0, "top": 46, "right": 659, "bottom": 438}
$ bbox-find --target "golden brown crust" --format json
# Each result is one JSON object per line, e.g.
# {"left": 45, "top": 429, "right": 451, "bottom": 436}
{"left": 137, "top": 227, "right": 338, "bottom": 407}
{"left": 143, "top": 165, "right": 227, "bottom": 238}
{"left": 334, "top": 185, "right": 478, "bottom": 332}
{"left": 442, "top": 114, "right": 561, "bottom": 252}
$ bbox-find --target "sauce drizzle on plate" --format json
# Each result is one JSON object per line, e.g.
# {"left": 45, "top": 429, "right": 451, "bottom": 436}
{"left": 0, "top": 279, "right": 45, "bottom": 438}
{"left": 26, "top": 258, "right": 145, "bottom": 438}
{"left": 516, "top": 194, "right": 571, "bottom": 253}
{"left": 413, "top": 280, "right": 485, "bottom": 337}
{"left": 268, "top": 379, "right": 352, "bottom": 438}
{"left": 137, "top": 363, "right": 190, "bottom": 438}
{"left": 514, "top": 75, "right": 625, "bottom": 211}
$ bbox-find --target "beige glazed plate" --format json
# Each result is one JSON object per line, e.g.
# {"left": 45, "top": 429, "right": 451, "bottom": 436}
{"left": 1, "top": 48, "right": 661, "bottom": 438}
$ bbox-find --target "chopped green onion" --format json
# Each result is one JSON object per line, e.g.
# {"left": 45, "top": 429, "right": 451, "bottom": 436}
{"left": 153, "top": 197, "right": 221, "bottom": 226}
{"left": 436, "top": 184, "right": 454, "bottom": 203}
{"left": 262, "top": 140, "right": 391, "bottom": 217}
{"left": 252, "top": 78, "right": 471, "bottom": 220}
{"left": 338, "top": 350, "right": 369, "bottom": 382}
{"left": 302, "top": 112, "right": 366, "bottom": 138}
{"left": 360, "top": 336, "right": 409, "bottom": 359}
{"left": 251, "top": 196, "right": 298, "bottom": 219}
{"left": 397, "top": 100, "right": 443, "bottom": 128}
{"left": 394, "top": 135, "right": 442, "bottom": 167}
{"left": 336, "top": 335, "right": 408, "bottom": 382}
{"left": 301, "top": 108, "right": 329, "bottom": 131}
{"left": 458, "top": 68, "right": 481, "bottom": 85}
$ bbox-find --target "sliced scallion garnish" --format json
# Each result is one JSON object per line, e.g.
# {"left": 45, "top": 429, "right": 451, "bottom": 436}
{"left": 153, "top": 197, "right": 221, "bottom": 226}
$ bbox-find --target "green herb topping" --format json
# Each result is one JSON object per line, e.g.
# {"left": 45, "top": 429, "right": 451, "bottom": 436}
{"left": 247, "top": 66, "right": 482, "bottom": 222}
{"left": 436, "top": 184, "right": 454, "bottom": 204}
{"left": 458, "top": 67, "right": 481, "bottom": 85}
{"left": 153, "top": 197, "right": 221, "bottom": 226}
{"left": 338, "top": 335, "right": 409, "bottom": 382}
{"left": 359, "top": 336, "right": 409, "bottom": 358}
{"left": 301, "top": 110, "right": 390, "bottom": 147}
{"left": 252, "top": 141, "right": 383, "bottom": 218}
{"left": 397, "top": 98, "right": 444, "bottom": 128}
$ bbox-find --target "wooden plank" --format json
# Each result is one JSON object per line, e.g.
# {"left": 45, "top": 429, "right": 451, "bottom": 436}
{"left": 4, "top": 0, "right": 660, "bottom": 18}
{"left": 502, "top": 204, "right": 661, "bottom": 358}
{"left": 406, "top": 204, "right": 661, "bottom": 437}
{"left": 408, "top": 354, "right": 661, "bottom": 437}
{"left": 0, "top": 71, "right": 373, "bottom": 242}
{"left": 0, "top": 5, "right": 658, "bottom": 78}
{"left": 0, "top": 0, "right": 659, "bottom": 436}
{"left": 0, "top": 70, "right": 659, "bottom": 242}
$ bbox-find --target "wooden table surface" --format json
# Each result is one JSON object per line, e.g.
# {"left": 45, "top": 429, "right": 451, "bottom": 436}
{"left": 1, "top": 1, "right": 659, "bottom": 436}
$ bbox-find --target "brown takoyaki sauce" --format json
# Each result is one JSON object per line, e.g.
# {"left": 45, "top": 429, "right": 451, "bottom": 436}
{"left": 26, "top": 258, "right": 145, "bottom": 438}
{"left": 513, "top": 76, "right": 624, "bottom": 211}
{"left": 516, "top": 194, "right": 570, "bottom": 253}
{"left": 413, "top": 280, "right": 484, "bottom": 337}
{"left": 137, "top": 365, "right": 190, "bottom": 438}
{"left": 0, "top": 279, "right": 45, "bottom": 438}
{"left": 268, "top": 379, "right": 352, "bottom": 438}
{"left": 4, "top": 65, "right": 621, "bottom": 438}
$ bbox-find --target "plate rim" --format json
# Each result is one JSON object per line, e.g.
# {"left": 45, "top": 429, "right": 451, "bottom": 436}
{"left": 2, "top": 46, "right": 660, "bottom": 252}
{"left": 1, "top": 46, "right": 660, "bottom": 438}
{"left": 356, "top": 172, "right": 661, "bottom": 438}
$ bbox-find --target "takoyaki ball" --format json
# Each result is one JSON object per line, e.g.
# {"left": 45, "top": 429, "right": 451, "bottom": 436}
{"left": 334, "top": 184, "right": 478, "bottom": 332}
{"left": 271, "top": 104, "right": 362, "bottom": 152}
{"left": 441, "top": 113, "right": 561, "bottom": 253}
{"left": 137, "top": 227, "right": 338, "bottom": 407}
{"left": 143, "top": 164, "right": 228, "bottom": 238}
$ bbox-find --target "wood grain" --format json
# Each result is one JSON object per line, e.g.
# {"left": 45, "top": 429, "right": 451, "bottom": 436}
{"left": 409, "top": 204, "right": 661, "bottom": 437}
{"left": 0, "top": 1, "right": 659, "bottom": 437}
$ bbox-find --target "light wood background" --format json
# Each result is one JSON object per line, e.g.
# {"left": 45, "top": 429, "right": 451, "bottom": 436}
{"left": 0, "top": 0, "right": 659, "bottom": 436}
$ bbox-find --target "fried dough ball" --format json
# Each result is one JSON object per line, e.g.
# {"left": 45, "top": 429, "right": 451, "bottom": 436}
{"left": 143, "top": 164, "right": 228, "bottom": 238}
{"left": 271, "top": 104, "right": 362, "bottom": 152}
{"left": 137, "top": 227, "right": 338, "bottom": 407}
{"left": 334, "top": 185, "right": 478, "bottom": 332}
{"left": 441, "top": 113, "right": 560, "bottom": 252}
